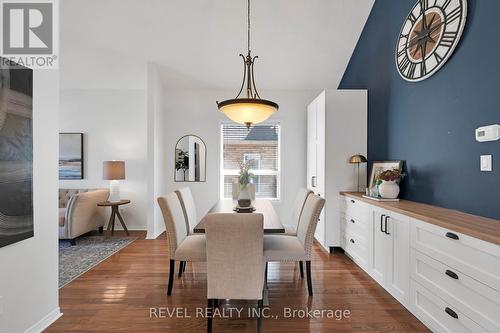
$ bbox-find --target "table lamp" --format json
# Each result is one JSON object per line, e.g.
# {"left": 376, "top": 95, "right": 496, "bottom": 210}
{"left": 349, "top": 154, "right": 367, "bottom": 192}
{"left": 103, "top": 161, "right": 125, "bottom": 202}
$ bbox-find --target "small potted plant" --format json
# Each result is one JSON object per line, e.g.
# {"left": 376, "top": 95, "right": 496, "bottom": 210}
{"left": 377, "top": 169, "right": 403, "bottom": 199}
{"left": 237, "top": 160, "right": 255, "bottom": 207}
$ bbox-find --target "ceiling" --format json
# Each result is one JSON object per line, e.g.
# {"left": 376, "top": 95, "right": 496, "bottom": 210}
{"left": 60, "top": 0, "right": 374, "bottom": 90}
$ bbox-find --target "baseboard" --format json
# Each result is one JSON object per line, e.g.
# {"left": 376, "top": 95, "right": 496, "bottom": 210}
{"left": 112, "top": 225, "right": 147, "bottom": 231}
{"left": 146, "top": 227, "right": 165, "bottom": 239}
{"left": 24, "top": 307, "right": 62, "bottom": 333}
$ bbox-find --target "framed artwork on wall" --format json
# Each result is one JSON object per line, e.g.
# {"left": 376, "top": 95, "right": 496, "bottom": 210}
{"left": 0, "top": 59, "right": 34, "bottom": 248}
{"left": 59, "top": 133, "right": 84, "bottom": 180}
{"left": 368, "top": 161, "right": 404, "bottom": 190}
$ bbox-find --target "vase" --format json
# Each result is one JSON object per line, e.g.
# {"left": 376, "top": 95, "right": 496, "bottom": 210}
{"left": 378, "top": 180, "right": 400, "bottom": 199}
{"left": 237, "top": 184, "right": 252, "bottom": 207}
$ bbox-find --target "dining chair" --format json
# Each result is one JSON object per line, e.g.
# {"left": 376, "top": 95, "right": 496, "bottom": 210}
{"left": 231, "top": 180, "right": 256, "bottom": 201}
{"left": 282, "top": 188, "right": 313, "bottom": 236}
{"left": 263, "top": 193, "right": 325, "bottom": 296}
{"left": 157, "top": 192, "right": 206, "bottom": 295}
{"left": 204, "top": 213, "right": 265, "bottom": 333}
{"left": 175, "top": 187, "right": 197, "bottom": 234}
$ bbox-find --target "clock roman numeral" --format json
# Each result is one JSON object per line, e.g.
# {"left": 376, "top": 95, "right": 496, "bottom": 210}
{"left": 440, "top": 31, "right": 457, "bottom": 47}
{"left": 446, "top": 6, "right": 462, "bottom": 24}
{"left": 420, "top": 0, "right": 429, "bottom": 11}
{"left": 399, "top": 56, "right": 411, "bottom": 73}
{"left": 442, "top": 0, "right": 452, "bottom": 10}
{"left": 421, "top": 60, "right": 427, "bottom": 76}
{"left": 408, "top": 62, "right": 417, "bottom": 78}
{"left": 397, "top": 48, "right": 406, "bottom": 58}
{"left": 434, "top": 51, "right": 444, "bottom": 63}
{"left": 409, "top": 12, "right": 418, "bottom": 24}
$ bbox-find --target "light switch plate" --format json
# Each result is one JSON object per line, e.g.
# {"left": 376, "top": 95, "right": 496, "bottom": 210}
{"left": 480, "top": 155, "right": 492, "bottom": 172}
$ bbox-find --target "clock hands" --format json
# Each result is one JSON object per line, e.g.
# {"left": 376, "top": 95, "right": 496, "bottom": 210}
{"left": 407, "top": 20, "right": 445, "bottom": 49}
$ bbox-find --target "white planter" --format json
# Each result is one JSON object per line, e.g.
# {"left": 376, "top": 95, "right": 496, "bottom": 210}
{"left": 379, "top": 180, "right": 400, "bottom": 199}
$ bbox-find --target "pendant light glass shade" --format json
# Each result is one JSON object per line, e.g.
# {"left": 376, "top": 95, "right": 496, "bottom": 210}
{"left": 218, "top": 99, "right": 278, "bottom": 127}
{"left": 217, "top": 0, "right": 278, "bottom": 128}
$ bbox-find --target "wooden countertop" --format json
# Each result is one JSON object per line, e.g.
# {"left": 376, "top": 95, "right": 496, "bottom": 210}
{"left": 340, "top": 192, "right": 500, "bottom": 246}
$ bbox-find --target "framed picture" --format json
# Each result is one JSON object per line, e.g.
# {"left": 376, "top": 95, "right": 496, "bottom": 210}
{"left": 59, "top": 133, "right": 84, "bottom": 180}
{"left": 368, "top": 161, "right": 404, "bottom": 190}
{"left": 0, "top": 59, "right": 34, "bottom": 248}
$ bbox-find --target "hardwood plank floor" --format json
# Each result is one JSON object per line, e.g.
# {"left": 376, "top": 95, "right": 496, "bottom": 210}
{"left": 46, "top": 231, "right": 429, "bottom": 332}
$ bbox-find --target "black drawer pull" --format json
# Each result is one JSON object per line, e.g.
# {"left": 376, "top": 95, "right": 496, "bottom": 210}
{"left": 350, "top": 219, "right": 355, "bottom": 224}
{"left": 445, "top": 270, "right": 459, "bottom": 280}
{"left": 445, "top": 307, "right": 458, "bottom": 319}
{"left": 350, "top": 199, "right": 355, "bottom": 204}
{"left": 350, "top": 239, "right": 355, "bottom": 244}
{"left": 445, "top": 232, "right": 459, "bottom": 240}
{"left": 380, "top": 214, "right": 386, "bottom": 233}
{"left": 384, "top": 216, "right": 390, "bottom": 235}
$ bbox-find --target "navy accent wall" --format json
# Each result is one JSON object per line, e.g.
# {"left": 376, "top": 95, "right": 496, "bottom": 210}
{"left": 339, "top": 0, "right": 500, "bottom": 220}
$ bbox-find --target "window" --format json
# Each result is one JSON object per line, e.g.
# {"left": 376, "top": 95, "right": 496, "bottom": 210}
{"left": 220, "top": 123, "right": 281, "bottom": 200}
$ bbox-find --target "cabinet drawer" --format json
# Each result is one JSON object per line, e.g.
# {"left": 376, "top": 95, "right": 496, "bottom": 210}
{"left": 412, "top": 250, "right": 500, "bottom": 331}
{"left": 343, "top": 197, "right": 369, "bottom": 222}
{"left": 411, "top": 218, "right": 500, "bottom": 291}
{"left": 343, "top": 230, "right": 368, "bottom": 269}
{"left": 342, "top": 213, "right": 368, "bottom": 239}
{"left": 411, "top": 281, "right": 488, "bottom": 333}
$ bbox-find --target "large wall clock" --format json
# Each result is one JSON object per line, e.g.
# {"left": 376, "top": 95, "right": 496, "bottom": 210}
{"left": 395, "top": 0, "right": 467, "bottom": 82}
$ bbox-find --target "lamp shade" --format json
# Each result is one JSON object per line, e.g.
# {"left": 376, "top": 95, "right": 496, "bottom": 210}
{"left": 349, "top": 154, "right": 367, "bottom": 164}
{"left": 103, "top": 161, "right": 125, "bottom": 180}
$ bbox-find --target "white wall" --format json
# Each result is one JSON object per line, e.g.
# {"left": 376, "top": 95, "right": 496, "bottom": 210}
{"left": 162, "top": 89, "right": 317, "bottom": 224}
{"left": 146, "top": 64, "right": 167, "bottom": 238}
{"left": 0, "top": 71, "right": 61, "bottom": 333}
{"left": 59, "top": 90, "right": 148, "bottom": 230}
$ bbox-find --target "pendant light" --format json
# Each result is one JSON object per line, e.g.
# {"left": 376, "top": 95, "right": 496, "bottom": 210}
{"left": 217, "top": 0, "right": 278, "bottom": 129}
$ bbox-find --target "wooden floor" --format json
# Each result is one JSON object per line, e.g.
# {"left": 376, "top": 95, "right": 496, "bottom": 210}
{"left": 46, "top": 231, "right": 429, "bottom": 333}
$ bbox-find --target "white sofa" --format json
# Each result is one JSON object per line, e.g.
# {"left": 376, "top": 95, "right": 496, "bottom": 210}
{"left": 59, "top": 189, "right": 109, "bottom": 244}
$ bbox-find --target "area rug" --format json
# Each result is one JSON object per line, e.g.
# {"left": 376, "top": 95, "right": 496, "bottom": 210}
{"left": 59, "top": 236, "right": 136, "bottom": 288}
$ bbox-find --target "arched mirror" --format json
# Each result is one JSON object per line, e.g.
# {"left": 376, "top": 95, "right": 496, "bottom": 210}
{"left": 174, "top": 135, "right": 206, "bottom": 182}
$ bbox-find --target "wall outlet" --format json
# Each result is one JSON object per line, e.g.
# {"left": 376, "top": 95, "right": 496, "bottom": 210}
{"left": 480, "top": 155, "right": 492, "bottom": 172}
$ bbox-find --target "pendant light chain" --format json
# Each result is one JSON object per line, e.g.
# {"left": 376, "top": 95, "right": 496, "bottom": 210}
{"left": 247, "top": 0, "right": 251, "bottom": 53}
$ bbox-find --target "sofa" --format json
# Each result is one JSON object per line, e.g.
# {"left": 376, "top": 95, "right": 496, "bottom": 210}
{"left": 59, "top": 189, "right": 110, "bottom": 244}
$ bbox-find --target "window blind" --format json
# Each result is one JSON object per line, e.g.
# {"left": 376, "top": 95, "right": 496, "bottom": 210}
{"left": 221, "top": 123, "right": 280, "bottom": 199}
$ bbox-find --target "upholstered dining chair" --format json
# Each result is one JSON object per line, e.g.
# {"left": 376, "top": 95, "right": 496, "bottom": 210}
{"left": 263, "top": 193, "right": 325, "bottom": 296}
{"left": 282, "top": 188, "right": 313, "bottom": 236}
{"left": 204, "top": 213, "right": 265, "bottom": 333}
{"left": 157, "top": 192, "right": 206, "bottom": 296}
{"left": 175, "top": 187, "right": 197, "bottom": 234}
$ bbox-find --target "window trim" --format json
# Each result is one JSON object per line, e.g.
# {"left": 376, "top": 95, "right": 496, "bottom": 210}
{"left": 219, "top": 121, "right": 281, "bottom": 201}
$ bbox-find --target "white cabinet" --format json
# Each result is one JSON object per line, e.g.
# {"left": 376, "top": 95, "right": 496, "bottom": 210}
{"left": 339, "top": 193, "right": 500, "bottom": 333}
{"left": 307, "top": 90, "right": 367, "bottom": 250}
{"left": 369, "top": 208, "right": 410, "bottom": 305}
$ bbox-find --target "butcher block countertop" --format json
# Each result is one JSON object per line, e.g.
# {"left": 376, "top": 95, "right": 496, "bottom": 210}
{"left": 340, "top": 192, "right": 500, "bottom": 246}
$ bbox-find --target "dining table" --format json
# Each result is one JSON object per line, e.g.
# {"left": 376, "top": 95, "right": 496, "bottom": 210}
{"left": 193, "top": 198, "right": 285, "bottom": 234}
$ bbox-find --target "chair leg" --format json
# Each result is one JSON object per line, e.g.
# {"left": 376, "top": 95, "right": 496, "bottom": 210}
{"left": 299, "top": 261, "right": 304, "bottom": 278}
{"left": 306, "top": 260, "right": 313, "bottom": 296}
{"left": 98, "top": 226, "right": 104, "bottom": 234}
{"left": 167, "top": 259, "right": 175, "bottom": 296}
{"left": 257, "top": 299, "right": 263, "bottom": 333}
{"left": 183, "top": 261, "right": 187, "bottom": 272}
{"left": 207, "top": 299, "right": 213, "bottom": 333}
{"left": 264, "top": 262, "right": 268, "bottom": 284}
{"left": 178, "top": 261, "right": 185, "bottom": 278}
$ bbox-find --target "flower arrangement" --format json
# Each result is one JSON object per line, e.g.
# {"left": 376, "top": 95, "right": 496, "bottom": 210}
{"left": 238, "top": 160, "right": 255, "bottom": 189}
{"left": 377, "top": 168, "right": 402, "bottom": 182}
